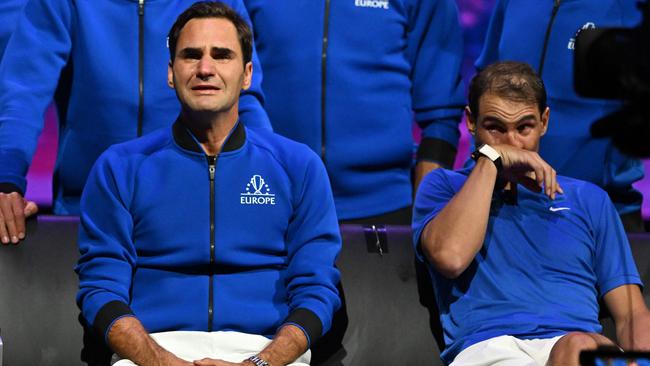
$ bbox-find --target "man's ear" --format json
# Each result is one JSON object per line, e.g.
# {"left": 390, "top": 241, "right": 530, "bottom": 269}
{"left": 167, "top": 61, "right": 174, "bottom": 89}
{"left": 241, "top": 62, "right": 253, "bottom": 90}
{"left": 540, "top": 107, "right": 550, "bottom": 136}
{"left": 465, "top": 106, "right": 476, "bottom": 135}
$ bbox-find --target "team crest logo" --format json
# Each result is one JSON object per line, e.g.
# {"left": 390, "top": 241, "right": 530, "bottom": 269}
{"left": 240, "top": 175, "right": 276, "bottom": 205}
{"left": 568, "top": 22, "right": 596, "bottom": 50}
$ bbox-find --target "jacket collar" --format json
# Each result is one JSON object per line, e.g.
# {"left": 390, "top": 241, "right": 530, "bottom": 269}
{"left": 172, "top": 116, "right": 246, "bottom": 154}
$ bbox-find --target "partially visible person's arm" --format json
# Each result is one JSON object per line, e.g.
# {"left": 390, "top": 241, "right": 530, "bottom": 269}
{"left": 0, "top": 190, "right": 37, "bottom": 244}
{"left": 604, "top": 284, "right": 650, "bottom": 351}
{"left": 0, "top": 0, "right": 72, "bottom": 241}
{"left": 591, "top": 187, "right": 649, "bottom": 351}
{"left": 76, "top": 148, "right": 166, "bottom": 364}
{"left": 254, "top": 325, "right": 308, "bottom": 365}
{"left": 407, "top": 0, "right": 465, "bottom": 193}
{"left": 419, "top": 157, "right": 497, "bottom": 278}
{"left": 419, "top": 144, "right": 560, "bottom": 279}
{"left": 108, "top": 316, "right": 192, "bottom": 366}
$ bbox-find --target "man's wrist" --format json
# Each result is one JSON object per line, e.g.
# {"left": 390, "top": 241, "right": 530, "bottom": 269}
{"left": 471, "top": 144, "right": 503, "bottom": 173}
{"left": 246, "top": 355, "right": 270, "bottom": 366}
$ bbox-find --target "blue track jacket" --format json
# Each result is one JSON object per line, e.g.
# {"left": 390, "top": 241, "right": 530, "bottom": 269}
{"left": 0, "top": 0, "right": 27, "bottom": 59}
{"left": 476, "top": 0, "right": 645, "bottom": 215}
{"left": 0, "top": 0, "right": 271, "bottom": 214}
{"left": 76, "top": 120, "right": 341, "bottom": 347}
{"left": 244, "top": 0, "right": 465, "bottom": 220}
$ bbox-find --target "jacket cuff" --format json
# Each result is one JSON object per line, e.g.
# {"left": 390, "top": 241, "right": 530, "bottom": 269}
{"left": 282, "top": 308, "right": 323, "bottom": 348}
{"left": 93, "top": 300, "right": 134, "bottom": 345}
{"left": 416, "top": 138, "right": 457, "bottom": 168}
{"left": 0, "top": 183, "right": 23, "bottom": 195}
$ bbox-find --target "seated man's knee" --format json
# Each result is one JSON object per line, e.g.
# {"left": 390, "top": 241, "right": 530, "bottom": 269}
{"left": 548, "top": 332, "right": 613, "bottom": 366}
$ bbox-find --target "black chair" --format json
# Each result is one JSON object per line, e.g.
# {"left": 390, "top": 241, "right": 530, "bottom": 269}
{"left": 336, "top": 224, "right": 444, "bottom": 366}
{"left": 0, "top": 216, "right": 83, "bottom": 366}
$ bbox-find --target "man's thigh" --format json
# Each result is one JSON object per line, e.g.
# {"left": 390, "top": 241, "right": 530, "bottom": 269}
{"left": 111, "top": 331, "right": 310, "bottom": 366}
{"left": 450, "top": 335, "right": 562, "bottom": 366}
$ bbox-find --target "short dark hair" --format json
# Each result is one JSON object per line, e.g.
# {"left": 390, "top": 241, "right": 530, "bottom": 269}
{"left": 167, "top": 1, "right": 253, "bottom": 65}
{"left": 468, "top": 61, "right": 547, "bottom": 119}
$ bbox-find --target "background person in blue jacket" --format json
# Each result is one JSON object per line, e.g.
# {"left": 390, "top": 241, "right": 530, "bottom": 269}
{"left": 475, "top": 0, "right": 646, "bottom": 231}
{"left": 0, "top": 0, "right": 27, "bottom": 58}
{"left": 243, "top": 0, "right": 465, "bottom": 225}
{"left": 0, "top": 0, "right": 272, "bottom": 245}
{"left": 76, "top": 3, "right": 341, "bottom": 366}
{"left": 413, "top": 61, "right": 650, "bottom": 366}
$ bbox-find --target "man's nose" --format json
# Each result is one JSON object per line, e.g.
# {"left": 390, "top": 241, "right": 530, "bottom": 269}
{"left": 506, "top": 132, "right": 524, "bottom": 148}
{"left": 196, "top": 56, "right": 215, "bottom": 78}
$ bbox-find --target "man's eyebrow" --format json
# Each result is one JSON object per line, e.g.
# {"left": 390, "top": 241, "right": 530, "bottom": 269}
{"left": 514, "top": 114, "right": 537, "bottom": 123}
{"left": 210, "top": 47, "right": 235, "bottom": 58}
{"left": 481, "top": 116, "right": 506, "bottom": 125}
{"left": 178, "top": 47, "right": 202, "bottom": 58}
{"left": 481, "top": 114, "right": 537, "bottom": 125}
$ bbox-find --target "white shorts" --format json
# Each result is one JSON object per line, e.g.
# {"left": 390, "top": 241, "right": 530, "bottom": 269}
{"left": 450, "top": 335, "right": 564, "bottom": 366}
{"left": 111, "top": 330, "right": 311, "bottom": 366}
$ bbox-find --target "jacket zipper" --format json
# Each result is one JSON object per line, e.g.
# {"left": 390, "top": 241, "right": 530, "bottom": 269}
{"left": 320, "top": 0, "right": 331, "bottom": 163}
{"left": 538, "top": 0, "right": 561, "bottom": 77}
{"left": 207, "top": 155, "right": 216, "bottom": 331}
{"left": 137, "top": 0, "right": 145, "bottom": 137}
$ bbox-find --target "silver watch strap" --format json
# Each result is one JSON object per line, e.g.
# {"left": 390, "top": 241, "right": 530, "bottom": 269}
{"left": 247, "top": 355, "right": 270, "bottom": 366}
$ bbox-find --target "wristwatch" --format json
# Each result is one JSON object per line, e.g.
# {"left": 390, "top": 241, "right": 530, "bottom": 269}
{"left": 247, "top": 355, "right": 271, "bottom": 366}
{"left": 471, "top": 144, "right": 503, "bottom": 173}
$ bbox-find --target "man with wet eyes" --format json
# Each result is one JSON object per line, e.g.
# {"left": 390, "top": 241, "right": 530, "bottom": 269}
{"left": 412, "top": 61, "right": 650, "bottom": 366}
{"left": 76, "top": 3, "right": 341, "bottom": 366}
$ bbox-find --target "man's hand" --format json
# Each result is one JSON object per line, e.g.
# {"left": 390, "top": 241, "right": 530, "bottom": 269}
{"left": 492, "top": 144, "right": 563, "bottom": 199}
{"left": 0, "top": 192, "right": 38, "bottom": 245}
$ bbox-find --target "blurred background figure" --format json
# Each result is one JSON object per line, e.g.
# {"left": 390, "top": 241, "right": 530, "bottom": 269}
{"left": 243, "top": 0, "right": 466, "bottom": 226}
{"left": 0, "top": 0, "right": 28, "bottom": 58}
{"left": 475, "top": 0, "right": 647, "bottom": 231}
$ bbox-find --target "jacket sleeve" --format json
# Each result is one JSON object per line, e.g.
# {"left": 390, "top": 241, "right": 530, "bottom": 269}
{"left": 0, "top": 0, "right": 28, "bottom": 59}
{"left": 282, "top": 152, "right": 341, "bottom": 347}
{"left": 75, "top": 150, "right": 137, "bottom": 344}
{"left": 474, "top": 0, "right": 506, "bottom": 71}
{"left": 229, "top": 0, "right": 272, "bottom": 131}
{"left": 407, "top": 0, "right": 465, "bottom": 168}
{"left": 0, "top": 0, "right": 73, "bottom": 194}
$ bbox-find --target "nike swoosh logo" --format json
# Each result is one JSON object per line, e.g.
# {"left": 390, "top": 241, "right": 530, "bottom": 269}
{"left": 549, "top": 207, "right": 571, "bottom": 212}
